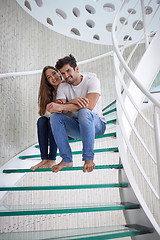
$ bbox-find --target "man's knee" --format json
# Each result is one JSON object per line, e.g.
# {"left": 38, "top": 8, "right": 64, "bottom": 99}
{"left": 78, "top": 108, "right": 93, "bottom": 122}
{"left": 50, "top": 113, "right": 64, "bottom": 126}
{"left": 50, "top": 113, "right": 60, "bottom": 123}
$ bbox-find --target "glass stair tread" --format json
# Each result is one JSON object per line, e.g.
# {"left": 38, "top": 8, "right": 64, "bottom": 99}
{"left": 3, "top": 164, "right": 122, "bottom": 173}
{"left": 106, "top": 118, "right": 116, "bottom": 124}
{"left": 0, "top": 202, "right": 140, "bottom": 216}
{"left": 0, "top": 224, "right": 152, "bottom": 239}
{"left": 0, "top": 183, "right": 128, "bottom": 191}
{"left": 103, "top": 107, "right": 116, "bottom": 116}
{"left": 70, "top": 132, "right": 116, "bottom": 143}
{"left": 18, "top": 147, "right": 119, "bottom": 160}
{"left": 35, "top": 132, "right": 116, "bottom": 147}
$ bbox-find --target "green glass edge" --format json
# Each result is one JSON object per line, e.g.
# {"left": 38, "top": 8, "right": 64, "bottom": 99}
{"left": 0, "top": 203, "right": 140, "bottom": 217}
{"left": 3, "top": 164, "right": 123, "bottom": 173}
{"left": 18, "top": 147, "right": 119, "bottom": 160}
{"left": 35, "top": 132, "right": 116, "bottom": 148}
{"left": 103, "top": 108, "right": 117, "bottom": 116}
{"left": 102, "top": 100, "right": 116, "bottom": 112}
{"left": 67, "top": 230, "right": 152, "bottom": 240}
{"left": 0, "top": 226, "right": 152, "bottom": 239}
{"left": 0, "top": 183, "right": 128, "bottom": 191}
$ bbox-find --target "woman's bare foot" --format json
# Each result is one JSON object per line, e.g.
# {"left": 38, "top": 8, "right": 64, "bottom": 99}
{"left": 41, "top": 160, "right": 56, "bottom": 168}
{"left": 52, "top": 161, "right": 73, "bottom": 173}
{"left": 30, "top": 160, "right": 47, "bottom": 171}
{"left": 83, "top": 160, "right": 95, "bottom": 173}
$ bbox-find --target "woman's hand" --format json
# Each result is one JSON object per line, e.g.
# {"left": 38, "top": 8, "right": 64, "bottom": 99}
{"left": 46, "top": 102, "right": 63, "bottom": 113}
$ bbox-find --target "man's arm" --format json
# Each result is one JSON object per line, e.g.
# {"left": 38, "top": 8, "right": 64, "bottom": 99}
{"left": 46, "top": 93, "right": 99, "bottom": 114}
{"left": 85, "top": 93, "right": 100, "bottom": 111}
{"left": 46, "top": 97, "right": 89, "bottom": 114}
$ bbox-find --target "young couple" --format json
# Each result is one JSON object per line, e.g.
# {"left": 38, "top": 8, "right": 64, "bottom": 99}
{"left": 31, "top": 54, "right": 106, "bottom": 173}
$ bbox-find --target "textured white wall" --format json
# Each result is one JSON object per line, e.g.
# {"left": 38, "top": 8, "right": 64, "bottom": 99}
{"left": 0, "top": 0, "right": 115, "bottom": 167}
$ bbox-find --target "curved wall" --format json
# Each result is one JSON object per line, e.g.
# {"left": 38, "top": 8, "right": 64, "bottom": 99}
{"left": 0, "top": 0, "right": 115, "bottom": 167}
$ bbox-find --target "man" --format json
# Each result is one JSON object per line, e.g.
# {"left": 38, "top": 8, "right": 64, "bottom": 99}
{"left": 46, "top": 54, "right": 106, "bottom": 173}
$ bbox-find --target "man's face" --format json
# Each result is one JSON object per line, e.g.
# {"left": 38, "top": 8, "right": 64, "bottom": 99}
{"left": 60, "top": 64, "right": 79, "bottom": 85}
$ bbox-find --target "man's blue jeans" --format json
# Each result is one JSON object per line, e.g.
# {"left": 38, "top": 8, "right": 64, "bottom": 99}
{"left": 37, "top": 116, "right": 57, "bottom": 160}
{"left": 50, "top": 109, "right": 106, "bottom": 163}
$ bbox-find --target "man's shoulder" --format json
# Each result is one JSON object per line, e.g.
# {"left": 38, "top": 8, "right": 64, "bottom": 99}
{"left": 82, "top": 72, "right": 100, "bottom": 85}
{"left": 83, "top": 72, "right": 97, "bottom": 80}
{"left": 58, "top": 82, "right": 69, "bottom": 89}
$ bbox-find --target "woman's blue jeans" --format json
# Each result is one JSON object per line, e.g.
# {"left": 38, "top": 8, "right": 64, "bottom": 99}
{"left": 50, "top": 108, "right": 106, "bottom": 163}
{"left": 37, "top": 116, "right": 57, "bottom": 160}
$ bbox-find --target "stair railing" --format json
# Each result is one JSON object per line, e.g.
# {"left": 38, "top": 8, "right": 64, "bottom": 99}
{"left": 112, "top": 0, "right": 160, "bottom": 235}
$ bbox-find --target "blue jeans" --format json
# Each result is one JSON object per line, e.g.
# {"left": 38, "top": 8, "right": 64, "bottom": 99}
{"left": 50, "top": 108, "right": 106, "bottom": 163}
{"left": 37, "top": 116, "right": 57, "bottom": 160}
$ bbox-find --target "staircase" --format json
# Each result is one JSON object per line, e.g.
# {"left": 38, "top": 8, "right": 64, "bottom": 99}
{"left": 0, "top": 102, "right": 153, "bottom": 240}
{"left": 1, "top": 1, "right": 160, "bottom": 239}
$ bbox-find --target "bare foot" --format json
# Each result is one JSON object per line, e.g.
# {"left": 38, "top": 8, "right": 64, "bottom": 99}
{"left": 40, "top": 160, "right": 56, "bottom": 168}
{"left": 83, "top": 160, "right": 95, "bottom": 173}
{"left": 52, "top": 161, "right": 73, "bottom": 173}
{"left": 30, "top": 160, "right": 47, "bottom": 171}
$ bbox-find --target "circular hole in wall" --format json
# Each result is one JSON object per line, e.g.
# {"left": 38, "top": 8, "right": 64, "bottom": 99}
{"left": 47, "top": 17, "right": 53, "bottom": 26}
{"left": 106, "top": 23, "right": 112, "bottom": 32}
{"left": 103, "top": 3, "right": 115, "bottom": 12}
{"left": 24, "top": 1, "right": 31, "bottom": 11}
{"left": 120, "top": 17, "right": 128, "bottom": 25}
{"left": 34, "top": 0, "right": 43, "bottom": 7}
{"left": 56, "top": 9, "right": 67, "bottom": 19}
{"left": 145, "top": 6, "right": 153, "bottom": 15}
{"left": 128, "top": 8, "right": 136, "bottom": 14}
{"left": 73, "top": 8, "right": 80, "bottom": 17}
{"left": 123, "top": 35, "right": 132, "bottom": 41}
{"left": 85, "top": 5, "right": 96, "bottom": 14}
{"left": 86, "top": 19, "right": 95, "bottom": 28}
{"left": 93, "top": 34, "right": 100, "bottom": 40}
{"left": 133, "top": 20, "right": 143, "bottom": 30}
{"left": 71, "top": 28, "right": 80, "bottom": 36}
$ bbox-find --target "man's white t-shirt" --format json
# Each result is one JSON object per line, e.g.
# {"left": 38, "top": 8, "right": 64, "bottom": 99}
{"left": 56, "top": 72, "right": 106, "bottom": 123}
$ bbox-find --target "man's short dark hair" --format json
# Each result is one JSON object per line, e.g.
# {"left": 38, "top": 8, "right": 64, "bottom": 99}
{"left": 55, "top": 54, "right": 77, "bottom": 70}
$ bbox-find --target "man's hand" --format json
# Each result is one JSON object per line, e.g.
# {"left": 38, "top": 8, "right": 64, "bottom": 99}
{"left": 46, "top": 102, "right": 63, "bottom": 113}
{"left": 68, "top": 97, "right": 89, "bottom": 108}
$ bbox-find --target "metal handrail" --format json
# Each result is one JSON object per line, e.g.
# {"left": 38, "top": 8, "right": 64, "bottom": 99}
{"left": 111, "top": 1, "right": 160, "bottom": 109}
{"left": 112, "top": 0, "right": 160, "bottom": 235}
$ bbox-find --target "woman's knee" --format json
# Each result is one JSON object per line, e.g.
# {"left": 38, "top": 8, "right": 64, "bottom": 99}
{"left": 37, "top": 116, "right": 48, "bottom": 127}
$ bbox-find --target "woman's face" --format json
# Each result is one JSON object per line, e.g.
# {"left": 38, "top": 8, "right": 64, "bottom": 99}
{"left": 45, "top": 68, "right": 61, "bottom": 87}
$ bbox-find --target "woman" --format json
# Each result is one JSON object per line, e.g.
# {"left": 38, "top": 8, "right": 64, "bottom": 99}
{"left": 31, "top": 66, "right": 63, "bottom": 171}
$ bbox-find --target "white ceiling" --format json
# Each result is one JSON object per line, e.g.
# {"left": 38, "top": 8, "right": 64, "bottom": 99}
{"left": 16, "top": 0, "right": 160, "bottom": 45}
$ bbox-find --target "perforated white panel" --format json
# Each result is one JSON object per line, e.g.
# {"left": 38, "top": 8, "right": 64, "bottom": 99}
{"left": 16, "top": 0, "right": 160, "bottom": 45}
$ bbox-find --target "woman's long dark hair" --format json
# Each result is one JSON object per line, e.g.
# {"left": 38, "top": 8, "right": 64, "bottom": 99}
{"left": 38, "top": 66, "right": 59, "bottom": 116}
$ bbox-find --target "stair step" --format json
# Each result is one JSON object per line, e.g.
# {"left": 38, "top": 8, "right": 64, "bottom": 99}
{"left": 0, "top": 224, "right": 152, "bottom": 239}
{"left": 102, "top": 100, "right": 116, "bottom": 112}
{"left": 3, "top": 164, "right": 122, "bottom": 173}
{"left": 0, "top": 183, "right": 128, "bottom": 191}
{"left": 18, "top": 147, "right": 119, "bottom": 160}
{"left": 35, "top": 132, "right": 116, "bottom": 148}
{"left": 0, "top": 202, "right": 140, "bottom": 217}
{"left": 103, "top": 108, "right": 117, "bottom": 116}
{"left": 107, "top": 118, "right": 116, "bottom": 124}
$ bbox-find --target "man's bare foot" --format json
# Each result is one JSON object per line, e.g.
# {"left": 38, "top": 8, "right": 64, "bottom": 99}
{"left": 83, "top": 160, "right": 95, "bottom": 173}
{"left": 52, "top": 161, "right": 73, "bottom": 173}
{"left": 30, "top": 160, "right": 47, "bottom": 171}
{"left": 41, "top": 160, "right": 56, "bottom": 168}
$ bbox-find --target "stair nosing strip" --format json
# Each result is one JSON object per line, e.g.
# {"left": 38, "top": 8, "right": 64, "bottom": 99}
{"left": 0, "top": 183, "right": 128, "bottom": 191}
